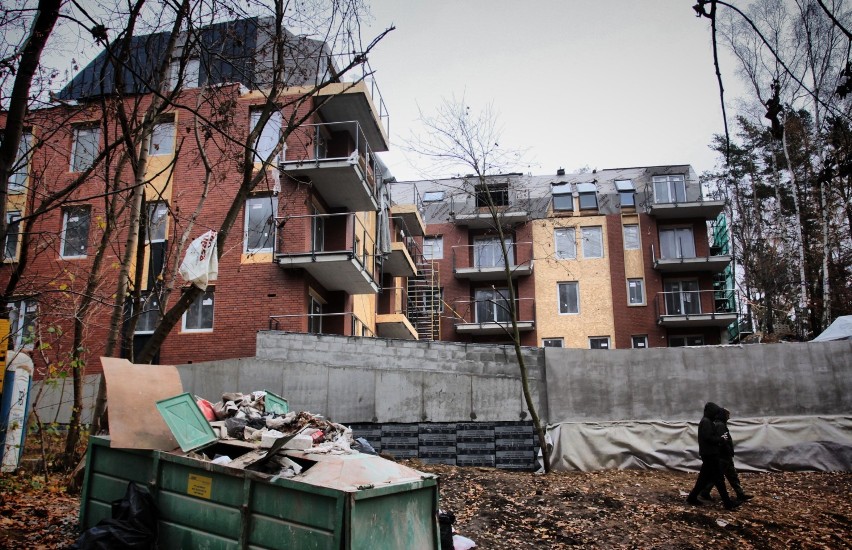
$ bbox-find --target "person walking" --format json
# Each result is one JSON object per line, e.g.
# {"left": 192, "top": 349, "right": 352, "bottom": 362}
{"left": 687, "top": 402, "right": 741, "bottom": 510}
{"left": 699, "top": 408, "right": 753, "bottom": 502}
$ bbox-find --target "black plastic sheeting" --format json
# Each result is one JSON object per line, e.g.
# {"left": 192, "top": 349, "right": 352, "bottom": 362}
{"left": 70, "top": 482, "right": 157, "bottom": 550}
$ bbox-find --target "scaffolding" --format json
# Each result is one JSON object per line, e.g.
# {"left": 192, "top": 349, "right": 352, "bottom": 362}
{"left": 407, "top": 259, "right": 441, "bottom": 341}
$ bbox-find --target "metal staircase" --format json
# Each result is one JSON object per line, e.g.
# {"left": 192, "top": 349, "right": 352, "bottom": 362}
{"left": 407, "top": 260, "right": 441, "bottom": 341}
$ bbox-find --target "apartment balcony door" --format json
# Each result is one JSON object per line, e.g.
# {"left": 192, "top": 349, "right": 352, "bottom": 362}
{"left": 664, "top": 280, "right": 701, "bottom": 315}
{"left": 311, "top": 208, "right": 325, "bottom": 252}
{"left": 659, "top": 227, "right": 695, "bottom": 259}
{"left": 475, "top": 288, "right": 511, "bottom": 323}
{"left": 473, "top": 237, "right": 513, "bottom": 268}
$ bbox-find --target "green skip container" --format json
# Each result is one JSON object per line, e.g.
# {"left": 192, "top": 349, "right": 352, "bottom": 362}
{"left": 79, "top": 435, "right": 441, "bottom": 549}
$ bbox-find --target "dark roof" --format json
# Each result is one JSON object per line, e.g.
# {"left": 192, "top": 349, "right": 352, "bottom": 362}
{"left": 58, "top": 17, "right": 333, "bottom": 100}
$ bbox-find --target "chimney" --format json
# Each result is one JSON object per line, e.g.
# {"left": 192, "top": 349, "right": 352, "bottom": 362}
{"left": 556, "top": 167, "right": 565, "bottom": 176}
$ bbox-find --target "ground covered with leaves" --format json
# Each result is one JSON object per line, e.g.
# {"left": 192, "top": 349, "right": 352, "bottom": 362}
{"left": 0, "top": 461, "right": 850, "bottom": 549}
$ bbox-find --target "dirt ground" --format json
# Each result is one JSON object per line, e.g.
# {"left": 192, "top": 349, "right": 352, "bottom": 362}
{"left": 1, "top": 461, "right": 851, "bottom": 549}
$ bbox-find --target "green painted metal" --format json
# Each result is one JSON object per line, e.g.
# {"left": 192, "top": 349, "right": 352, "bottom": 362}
{"left": 264, "top": 391, "right": 289, "bottom": 414}
{"left": 80, "top": 436, "right": 440, "bottom": 549}
{"left": 156, "top": 392, "right": 217, "bottom": 452}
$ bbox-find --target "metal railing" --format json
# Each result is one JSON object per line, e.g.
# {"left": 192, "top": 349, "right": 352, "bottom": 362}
{"left": 343, "top": 59, "right": 389, "bottom": 139}
{"left": 450, "top": 187, "right": 530, "bottom": 215}
{"left": 268, "top": 311, "right": 375, "bottom": 338}
{"left": 650, "top": 241, "right": 730, "bottom": 263}
{"left": 379, "top": 286, "right": 408, "bottom": 316}
{"left": 451, "top": 241, "right": 533, "bottom": 272}
{"left": 274, "top": 212, "right": 378, "bottom": 280}
{"left": 450, "top": 297, "right": 535, "bottom": 326}
{"left": 654, "top": 289, "right": 740, "bottom": 317}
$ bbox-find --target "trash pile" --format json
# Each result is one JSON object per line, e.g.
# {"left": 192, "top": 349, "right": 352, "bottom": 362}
{"left": 187, "top": 390, "right": 376, "bottom": 478}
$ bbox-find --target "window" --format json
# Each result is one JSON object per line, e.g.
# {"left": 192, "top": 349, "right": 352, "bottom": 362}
{"left": 183, "top": 289, "right": 214, "bottom": 331}
{"left": 148, "top": 121, "right": 175, "bottom": 156}
{"left": 8, "top": 131, "right": 32, "bottom": 193}
{"left": 166, "top": 58, "right": 200, "bottom": 89}
{"left": 475, "top": 288, "right": 511, "bottom": 323}
{"left": 551, "top": 184, "right": 573, "bottom": 211}
{"left": 135, "top": 292, "right": 161, "bottom": 334}
{"left": 146, "top": 202, "right": 168, "bottom": 243}
{"left": 554, "top": 228, "right": 576, "bottom": 259}
{"left": 473, "top": 237, "right": 513, "bottom": 268}
{"left": 4, "top": 212, "right": 21, "bottom": 261}
{"left": 659, "top": 227, "right": 695, "bottom": 259}
{"left": 581, "top": 226, "right": 603, "bottom": 259}
{"left": 558, "top": 282, "right": 579, "bottom": 314}
{"left": 589, "top": 337, "right": 610, "bottom": 349}
{"left": 616, "top": 179, "right": 635, "bottom": 208}
{"left": 423, "top": 236, "right": 443, "bottom": 260}
{"left": 71, "top": 125, "right": 100, "bottom": 172}
{"left": 628, "top": 278, "right": 645, "bottom": 305}
{"left": 632, "top": 335, "right": 648, "bottom": 349}
{"left": 623, "top": 224, "right": 640, "bottom": 250}
{"left": 308, "top": 294, "right": 323, "bottom": 334}
{"left": 475, "top": 183, "right": 508, "bottom": 207}
{"left": 422, "top": 191, "right": 444, "bottom": 202}
{"left": 7, "top": 299, "right": 36, "bottom": 349}
{"left": 61, "top": 206, "right": 90, "bottom": 258}
{"left": 663, "top": 280, "right": 701, "bottom": 315}
{"left": 670, "top": 335, "right": 704, "bottom": 347}
{"left": 543, "top": 338, "right": 564, "bottom": 348}
{"left": 311, "top": 206, "right": 325, "bottom": 252}
{"left": 250, "top": 109, "right": 283, "bottom": 163}
{"left": 244, "top": 196, "right": 275, "bottom": 253}
{"left": 577, "top": 182, "right": 597, "bottom": 210}
{"left": 653, "top": 174, "right": 686, "bottom": 204}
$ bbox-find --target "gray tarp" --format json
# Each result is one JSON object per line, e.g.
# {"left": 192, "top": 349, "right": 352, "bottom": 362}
{"left": 812, "top": 316, "right": 852, "bottom": 341}
{"left": 548, "top": 415, "right": 852, "bottom": 472}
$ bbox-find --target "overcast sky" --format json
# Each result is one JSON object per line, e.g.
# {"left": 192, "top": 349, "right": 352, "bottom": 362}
{"left": 361, "top": 0, "right": 747, "bottom": 182}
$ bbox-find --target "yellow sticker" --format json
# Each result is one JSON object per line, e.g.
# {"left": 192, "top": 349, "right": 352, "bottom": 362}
{"left": 187, "top": 474, "right": 212, "bottom": 499}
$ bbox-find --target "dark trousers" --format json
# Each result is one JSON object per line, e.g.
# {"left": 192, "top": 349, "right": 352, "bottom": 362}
{"left": 701, "top": 456, "right": 744, "bottom": 498}
{"left": 688, "top": 455, "right": 733, "bottom": 504}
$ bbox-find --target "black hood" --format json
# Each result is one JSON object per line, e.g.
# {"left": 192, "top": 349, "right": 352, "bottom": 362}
{"left": 703, "top": 402, "right": 721, "bottom": 419}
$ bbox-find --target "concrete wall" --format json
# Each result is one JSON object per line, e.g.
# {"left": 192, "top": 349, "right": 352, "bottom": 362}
{"left": 177, "top": 331, "right": 548, "bottom": 424}
{"left": 545, "top": 340, "right": 852, "bottom": 422}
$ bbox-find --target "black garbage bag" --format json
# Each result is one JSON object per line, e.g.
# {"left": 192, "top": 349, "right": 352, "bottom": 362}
{"left": 438, "top": 509, "right": 455, "bottom": 550}
{"left": 69, "top": 482, "right": 157, "bottom": 550}
{"left": 225, "top": 416, "right": 248, "bottom": 438}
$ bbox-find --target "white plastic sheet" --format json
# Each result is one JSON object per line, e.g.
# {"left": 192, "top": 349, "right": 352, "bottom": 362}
{"left": 179, "top": 230, "right": 218, "bottom": 289}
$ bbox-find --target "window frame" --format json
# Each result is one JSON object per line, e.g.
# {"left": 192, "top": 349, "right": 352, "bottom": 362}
{"left": 557, "top": 281, "right": 579, "bottom": 315}
{"left": 554, "top": 227, "right": 577, "bottom": 260}
{"left": 659, "top": 226, "right": 696, "bottom": 259}
{"left": 623, "top": 224, "right": 640, "bottom": 250}
{"left": 167, "top": 58, "right": 200, "bottom": 89}
{"left": 60, "top": 205, "right": 91, "bottom": 259}
{"left": 653, "top": 174, "right": 686, "bottom": 204}
{"left": 542, "top": 338, "right": 564, "bottom": 348}
{"left": 474, "top": 287, "right": 511, "bottom": 324}
{"left": 581, "top": 226, "right": 604, "bottom": 259}
{"left": 70, "top": 125, "right": 100, "bottom": 173}
{"left": 631, "top": 335, "right": 649, "bottom": 349}
{"left": 4, "top": 211, "right": 21, "bottom": 261}
{"left": 8, "top": 130, "right": 32, "bottom": 193}
{"left": 182, "top": 289, "right": 215, "bottom": 332}
{"left": 423, "top": 236, "right": 444, "bottom": 260}
{"left": 627, "top": 278, "right": 645, "bottom": 306}
{"left": 148, "top": 120, "right": 175, "bottom": 156}
{"left": 669, "top": 335, "right": 705, "bottom": 347}
{"left": 250, "top": 108, "right": 283, "bottom": 164}
{"left": 308, "top": 293, "right": 324, "bottom": 334}
{"left": 134, "top": 291, "right": 161, "bottom": 335}
{"left": 7, "top": 299, "right": 36, "bottom": 350}
{"left": 475, "top": 183, "right": 509, "bottom": 207}
{"left": 244, "top": 195, "right": 276, "bottom": 254}
{"left": 551, "top": 185, "right": 573, "bottom": 211}
{"left": 589, "top": 337, "right": 610, "bottom": 349}
{"left": 473, "top": 236, "right": 514, "bottom": 268}
{"left": 422, "top": 191, "right": 444, "bottom": 202}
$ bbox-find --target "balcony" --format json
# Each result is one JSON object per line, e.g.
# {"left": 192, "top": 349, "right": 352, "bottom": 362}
{"left": 654, "top": 289, "right": 740, "bottom": 328}
{"left": 274, "top": 212, "right": 379, "bottom": 295}
{"left": 452, "top": 296, "right": 535, "bottom": 335}
{"left": 269, "top": 312, "right": 375, "bottom": 338}
{"left": 647, "top": 198, "right": 725, "bottom": 220}
{"left": 451, "top": 188, "right": 530, "bottom": 228}
{"left": 390, "top": 205, "right": 425, "bottom": 237}
{"left": 384, "top": 236, "right": 418, "bottom": 278}
{"left": 452, "top": 241, "right": 533, "bottom": 281}
{"left": 281, "top": 121, "right": 380, "bottom": 212}
{"left": 651, "top": 243, "right": 731, "bottom": 273}
{"left": 376, "top": 286, "right": 418, "bottom": 340}
{"left": 312, "top": 73, "right": 390, "bottom": 151}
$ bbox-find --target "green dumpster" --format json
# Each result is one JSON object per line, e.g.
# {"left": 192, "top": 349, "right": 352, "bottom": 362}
{"left": 80, "top": 435, "right": 441, "bottom": 549}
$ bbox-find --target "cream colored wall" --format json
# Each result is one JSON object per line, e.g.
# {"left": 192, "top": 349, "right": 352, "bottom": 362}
{"left": 353, "top": 210, "right": 377, "bottom": 336}
{"left": 532, "top": 216, "right": 616, "bottom": 348}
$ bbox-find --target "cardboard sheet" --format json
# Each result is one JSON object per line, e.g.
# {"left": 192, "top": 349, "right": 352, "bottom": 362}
{"left": 101, "top": 357, "right": 183, "bottom": 450}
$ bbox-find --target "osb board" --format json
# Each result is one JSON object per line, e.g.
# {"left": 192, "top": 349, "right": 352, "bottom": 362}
{"left": 101, "top": 357, "right": 182, "bottom": 450}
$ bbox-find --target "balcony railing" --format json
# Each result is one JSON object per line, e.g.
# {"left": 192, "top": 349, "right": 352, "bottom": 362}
{"left": 281, "top": 120, "right": 380, "bottom": 211}
{"left": 376, "top": 286, "right": 418, "bottom": 340}
{"left": 379, "top": 286, "right": 408, "bottom": 316}
{"left": 654, "top": 289, "right": 740, "bottom": 327}
{"left": 647, "top": 196, "right": 725, "bottom": 220}
{"left": 452, "top": 241, "right": 533, "bottom": 280}
{"left": 651, "top": 243, "right": 731, "bottom": 273}
{"left": 269, "top": 312, "right": 375, "bottom": 338}
{"left": 450, "top": 188, "right": 530, "bottom": 228}
{"left": 451, "top": 296, "right": 535, "bottom": 335}
{"left": 343, "top": 59, "right": 390, "bottom": 140}
{"left": 274, "top": 212, "right": 379, "bottom": 294}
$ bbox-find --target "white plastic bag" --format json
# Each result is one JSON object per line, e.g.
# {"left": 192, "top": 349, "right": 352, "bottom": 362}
{"left": 179, "top": 230, "right": 218, "bottom": 289}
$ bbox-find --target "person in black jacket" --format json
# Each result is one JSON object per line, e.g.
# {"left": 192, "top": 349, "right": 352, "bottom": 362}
{"left": 699, "top": 408, "right": 753, "bottom": 502}
{"left": 686, "top": 402, "right": 741, "bottom": 510}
